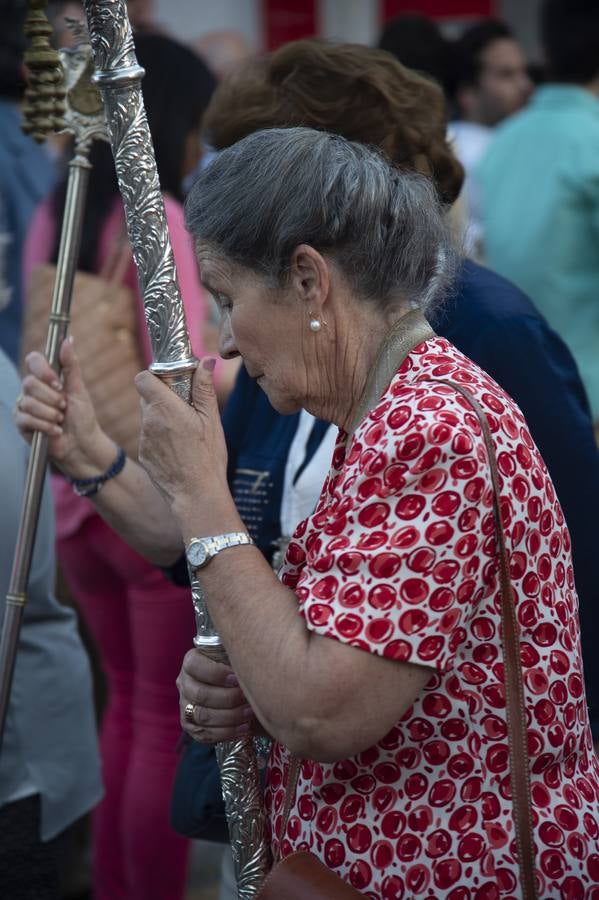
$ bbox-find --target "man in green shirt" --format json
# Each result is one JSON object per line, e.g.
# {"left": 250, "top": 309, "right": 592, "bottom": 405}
{"left": 478, "top": 0, "right": 599, "bottom": 421}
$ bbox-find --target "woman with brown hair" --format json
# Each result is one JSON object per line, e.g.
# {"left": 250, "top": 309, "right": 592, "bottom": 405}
{"left": 203, "top": 40, "right": 462, "bottom": 206}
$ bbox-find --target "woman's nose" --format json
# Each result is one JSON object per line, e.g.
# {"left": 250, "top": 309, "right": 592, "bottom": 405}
{"left": 219, "top": 321, "right": 238, "bottom": 360}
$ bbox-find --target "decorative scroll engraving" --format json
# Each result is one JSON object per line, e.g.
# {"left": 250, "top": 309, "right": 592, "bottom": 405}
{"left": 217, "top": 739, "right": 272, "bottom": 900}
{"left": 59, "top": 24, "right": 106, "bottom": 154}
{"left": 83, "top": 3, "right": 271, "bottom": 895}
{"left": 194, "top": 580, "right": 272, "bottom": 895}
{"left": 83, "top": 0, "right": 193, "bottom": 368}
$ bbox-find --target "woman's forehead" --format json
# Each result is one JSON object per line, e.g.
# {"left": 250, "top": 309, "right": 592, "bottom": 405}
{"left": 196, "top": 245, "right": 235, "bottom": 283}
{"left": 197, "top": 244, "right": 271, "bottom": 293}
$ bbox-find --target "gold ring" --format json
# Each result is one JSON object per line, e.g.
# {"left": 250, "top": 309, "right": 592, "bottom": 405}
{"left": 184, "top": 702, "right": 195, "bottom": 723}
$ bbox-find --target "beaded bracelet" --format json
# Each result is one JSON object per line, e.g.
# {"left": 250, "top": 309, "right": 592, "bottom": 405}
{"left": 68, "top": 446, "right": 126, "bottom": 497}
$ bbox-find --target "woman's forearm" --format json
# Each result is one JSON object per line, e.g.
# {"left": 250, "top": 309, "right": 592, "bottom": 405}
{"left": 62, "top": 428, "right": 184, "bottom": 566}
{"left": 94, "top": 460, "right": 183, "bottom": 565}
{"left": 177, "top": 494, "right": 429, "bottom": 761}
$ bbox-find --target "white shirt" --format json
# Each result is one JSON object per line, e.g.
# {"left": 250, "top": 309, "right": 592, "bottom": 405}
{"left": 280, "top": 410, "right": 337, "bottom": 536}
{"left": 448, "top": 121, "right": 493, "bottom": 259}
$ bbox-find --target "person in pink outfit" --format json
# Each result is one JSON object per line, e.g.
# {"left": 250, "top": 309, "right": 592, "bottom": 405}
{"left": 22, "top": 34, "right": 217, "bottom": 900}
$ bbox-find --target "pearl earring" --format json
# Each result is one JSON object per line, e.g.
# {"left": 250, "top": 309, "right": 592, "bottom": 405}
{"left": 309, "top": 311, "right": 326, "bottom": 332}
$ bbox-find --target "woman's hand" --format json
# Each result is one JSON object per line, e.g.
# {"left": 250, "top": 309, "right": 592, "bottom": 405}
{"left": 135, "top": 358, "right": 234, "bottom": 530}
{"left": 15, "top": 338, "right": 107, "bottom": 476}
{"left": 177, "top": 647, "right": 256, "bottom": 743}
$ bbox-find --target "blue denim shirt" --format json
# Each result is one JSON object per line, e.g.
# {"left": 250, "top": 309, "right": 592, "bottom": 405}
{"left": 0, "top": 99, "right": 56, "bottom": 363}
{"left": 0, "top": 351, "right": 102, "bottom": 839}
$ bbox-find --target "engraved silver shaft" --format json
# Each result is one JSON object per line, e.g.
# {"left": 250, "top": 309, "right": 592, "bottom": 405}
{"left": 82, "top": 3, "right": 271, "bottom": 894}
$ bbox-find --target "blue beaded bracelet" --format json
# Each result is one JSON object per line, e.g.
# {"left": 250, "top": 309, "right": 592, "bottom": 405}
{"left": 69, "top": 446, "right": 126, "bottom": 497}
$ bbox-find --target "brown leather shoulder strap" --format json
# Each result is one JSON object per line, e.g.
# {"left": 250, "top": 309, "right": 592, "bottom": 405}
{"left": 276, "top": 756, "right": 301, "bottom": 863}
{"left": 434, "top": 379, "right": 537, "bottom": 900}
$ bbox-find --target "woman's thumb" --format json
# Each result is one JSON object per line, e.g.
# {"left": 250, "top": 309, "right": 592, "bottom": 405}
{"left": 191, "top": 357, "right": 218, "bottom": 412}
{"left": 59, "top": 336, "right": 86, "bottom": 396}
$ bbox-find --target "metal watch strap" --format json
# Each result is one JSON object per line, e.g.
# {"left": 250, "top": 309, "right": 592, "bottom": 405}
{"left": 205, "top": 532, "right": 253, "bottom": 556}
{"left": 186, "top": 531, "right": 254, "bottom": 570}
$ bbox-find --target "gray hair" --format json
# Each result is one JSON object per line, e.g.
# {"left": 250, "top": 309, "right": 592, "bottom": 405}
{"left": 185, "top": 127, "right": 456, "bottom": 312}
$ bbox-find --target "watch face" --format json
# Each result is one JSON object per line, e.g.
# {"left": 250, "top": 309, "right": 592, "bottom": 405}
{"left": 187, "top": 540, "right": 208, "bottom": 569}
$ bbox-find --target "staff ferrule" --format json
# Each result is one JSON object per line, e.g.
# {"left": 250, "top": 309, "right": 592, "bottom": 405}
{"left": 92, "top": 64, "right": 145, "bottom": 87}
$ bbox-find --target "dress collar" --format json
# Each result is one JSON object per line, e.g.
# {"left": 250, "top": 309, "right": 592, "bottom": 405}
{"left": 346, "top": 310, "right": 435, "bottom": 435}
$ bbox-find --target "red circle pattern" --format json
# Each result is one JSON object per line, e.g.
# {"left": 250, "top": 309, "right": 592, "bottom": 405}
{"left": 269, "top": 338, "right": 599, "bottom": 898}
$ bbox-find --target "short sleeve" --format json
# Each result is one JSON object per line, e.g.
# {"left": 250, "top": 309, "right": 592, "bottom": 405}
{"left": 284, "top": 384, "right": 495, "bottom": 672}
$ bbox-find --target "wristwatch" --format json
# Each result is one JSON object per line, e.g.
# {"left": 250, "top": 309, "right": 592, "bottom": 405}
{"left": 185, "top": 531, "right": 254, "bottom": 571}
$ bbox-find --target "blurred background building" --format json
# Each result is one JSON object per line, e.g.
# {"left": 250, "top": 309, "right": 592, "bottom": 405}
{"left": 152, "top": 0, "right": 542, "bottom": 60}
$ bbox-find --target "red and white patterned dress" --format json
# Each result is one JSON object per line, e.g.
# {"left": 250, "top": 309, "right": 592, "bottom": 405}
{"left": 266, "top": 336, "right": 599, "bottom": 899}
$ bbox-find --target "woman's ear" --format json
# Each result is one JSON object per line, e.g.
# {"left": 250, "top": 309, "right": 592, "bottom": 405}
{"left": 289, "top": 244, "right": 330, "bottom": 315}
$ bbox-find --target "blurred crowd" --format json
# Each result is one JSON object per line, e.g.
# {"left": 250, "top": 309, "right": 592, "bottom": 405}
{"left": 1, "top": 1, "right": 598, "bottom": 899}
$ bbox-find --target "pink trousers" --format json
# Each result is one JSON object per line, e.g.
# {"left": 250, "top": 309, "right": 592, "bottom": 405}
{"left": 58, "top": 513, "right": 194, "bottom": 900}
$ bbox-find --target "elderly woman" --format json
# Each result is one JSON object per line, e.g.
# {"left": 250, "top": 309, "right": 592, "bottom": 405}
{"left": 17, "top": 128, "right": 599, "bottom": 897}
{"left": 196, "top": 40, "right": 599, "bottom": 740}
{"left": 146, "top": 127, "right": 599, "bottom": 897}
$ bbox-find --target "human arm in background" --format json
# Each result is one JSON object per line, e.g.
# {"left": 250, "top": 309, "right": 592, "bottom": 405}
{"left": 15, "top": 339, "right": 183, "bottom": 566}
{"left": 16, "top": 197, "right": 215, "bottom": 567}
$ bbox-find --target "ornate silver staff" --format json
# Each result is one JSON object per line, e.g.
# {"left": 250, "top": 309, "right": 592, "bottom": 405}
{"left": 0, "top": 8, "right": 107, "bottom": 748}
{"left": 81, "top": 3, "right": 270, "bottom": 895}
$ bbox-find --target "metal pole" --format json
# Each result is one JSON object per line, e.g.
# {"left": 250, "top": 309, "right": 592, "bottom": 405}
{"left": 82, "top": 3, "right": 270, "bottom": 895}
{"left": 0, "top": 13, "right": 110, "bottom": 750}
{"left": 0, "top": 155, "right": 90, "bottom": 747}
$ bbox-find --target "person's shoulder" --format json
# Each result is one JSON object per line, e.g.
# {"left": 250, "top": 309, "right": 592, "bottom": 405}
{"left": 433, "top": 260, "right": 541, "bottom": 333}
{"left": 486, "top": 105, "right": 533, "bottom": 143}
{"left": 363, "top": 336, "right": 506, "bottom": 448}
{"left": 477, "top": 106, "right": 538, "bottom": 174}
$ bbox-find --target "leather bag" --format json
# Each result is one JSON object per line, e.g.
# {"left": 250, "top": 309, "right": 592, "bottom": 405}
{"left": 21, "top": 234, "right": 143, "bottom": 460}
{"left": 257, "top": 849, "right": 364, "bottom": 899}
{"left": 259, "top": 379, "right": 537, "bottom": 900}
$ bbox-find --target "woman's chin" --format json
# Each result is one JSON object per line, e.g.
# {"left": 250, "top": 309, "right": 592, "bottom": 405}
{"left": 259, "top": 382, "right": 300, "bottom": 415}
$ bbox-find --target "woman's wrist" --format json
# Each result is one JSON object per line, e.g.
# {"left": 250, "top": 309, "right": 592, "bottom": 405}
{"left": 173, "top": 485, "right": 243, "bottom": 543}
{"left": 56, "top": 427, "right": 120, "bottom": 481}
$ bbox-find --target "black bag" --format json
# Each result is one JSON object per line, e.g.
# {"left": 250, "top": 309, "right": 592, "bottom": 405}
{"left": 170, "top": 736, "right": 229, "bottom": 842}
